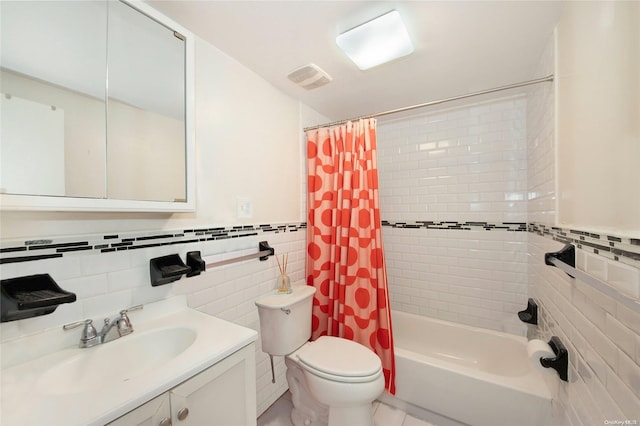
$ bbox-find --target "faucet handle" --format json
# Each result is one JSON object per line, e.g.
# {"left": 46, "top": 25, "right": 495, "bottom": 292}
{"left": 117, "top": 312, "right": 133, "bottom": 336}
{"left": 63, "top": 319, "right": 99, "bottom": 348}
{"left": 118, "top": 304, "right": 143, "bottom": 336}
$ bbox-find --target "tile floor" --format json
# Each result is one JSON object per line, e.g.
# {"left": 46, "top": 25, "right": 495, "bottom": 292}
{"left": 257, "top": 392, "right": 437, "bottom": 426}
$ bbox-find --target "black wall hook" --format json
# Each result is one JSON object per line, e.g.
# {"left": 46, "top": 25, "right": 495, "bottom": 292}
{"left": 539, "top": 336, "right": 568, "bottom": 381}
{"left": 518, "top": 298, "right": 538, "bottom": 325}
{"left": 186, "top": 251, "right": 205, "bottom": 277}
{"left": 545, "top": 244, "right": 576, "bottom": 278}
{"left": 259, "top": 241, "right": 274, "bottom": 260}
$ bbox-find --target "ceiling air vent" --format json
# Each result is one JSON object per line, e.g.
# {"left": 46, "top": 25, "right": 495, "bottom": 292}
{"left": 287, "top": 63, "right": 332, "bottom": 90}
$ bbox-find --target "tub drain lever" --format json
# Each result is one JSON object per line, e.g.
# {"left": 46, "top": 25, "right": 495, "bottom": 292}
{"left": 539, "top": 336, "right": 568, "bottom": 381}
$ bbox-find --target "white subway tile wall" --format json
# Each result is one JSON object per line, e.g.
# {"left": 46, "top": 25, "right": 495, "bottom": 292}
{"left": 172, "top": 231, "right": 307, "bottom": 415}
{"left": 383, "top": 227, "right": 529, "bottom": 335}
{"left": 529, "top": 235, "right": 640, "bottom": 424}
{"left": 526, "top": 35, "right": 640, "bottom": 425}
{"left": 377, "top": 96, "right": 530, "bottom": 334}
{"left": 0, "top": 228, "right": 307, "bottom": 417}
{"left": 526, "top": 35, "right": 556, "bottom": 224}
{"left": 377, "top": 96, "right": 527, "bottom": 224}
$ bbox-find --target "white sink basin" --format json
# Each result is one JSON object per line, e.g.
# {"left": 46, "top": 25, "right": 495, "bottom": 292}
{"left": 1, "top": 297, "right": 257, "bottom": 426}
{"left": 36, "top": 327, "right": 196, "bottom": 395}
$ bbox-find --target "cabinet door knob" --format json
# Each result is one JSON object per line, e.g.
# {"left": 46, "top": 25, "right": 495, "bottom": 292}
{"left": 177, "top": 407, "right": 189, "bottom": 421}
{"left": 159, "top": 417, "right": 172, "bottom": 426}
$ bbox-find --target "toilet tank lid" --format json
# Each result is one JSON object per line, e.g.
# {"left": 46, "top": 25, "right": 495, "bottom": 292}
{"left": 255, "top": 285, "right": 316, "bottom": 309}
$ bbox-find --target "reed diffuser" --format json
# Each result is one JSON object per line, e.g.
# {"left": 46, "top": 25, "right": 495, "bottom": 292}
{"left": 275, "top": 253, "right": 291, "bottom": 294}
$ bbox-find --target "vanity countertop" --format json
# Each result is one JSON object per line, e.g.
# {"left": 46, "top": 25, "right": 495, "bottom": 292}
{"left": 0, "top": 296, "right": 257, "bottom": 426}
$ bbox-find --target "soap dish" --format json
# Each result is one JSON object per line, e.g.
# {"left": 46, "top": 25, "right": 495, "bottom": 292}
{"left": 150, "top": 254, "right": 192, "bottom": 286}
{"left": 1, "top": 274, "right": 77, "bottom": 322}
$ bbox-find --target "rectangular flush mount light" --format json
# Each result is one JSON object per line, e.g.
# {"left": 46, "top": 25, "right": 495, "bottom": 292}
{"left": 336, "top": 10, "right": 414, "bottom": 70}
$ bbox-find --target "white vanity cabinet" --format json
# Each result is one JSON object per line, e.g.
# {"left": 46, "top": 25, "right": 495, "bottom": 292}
{"left": 108, "top": 394, "right": 171, "bottom": 426}
{"left": 108, "top": 343, "right": 256, "bottom": 426}
{"left": 1, "top": 298, "right": 258, "bottom": 426}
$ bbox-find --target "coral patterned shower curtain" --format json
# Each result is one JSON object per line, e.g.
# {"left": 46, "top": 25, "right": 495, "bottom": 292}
{"left": 306, "top": 119, "right": 395, "bottom": 394}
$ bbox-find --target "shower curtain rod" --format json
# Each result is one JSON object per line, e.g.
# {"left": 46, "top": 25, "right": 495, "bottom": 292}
{"left": 303, "top": 74, "right": 554, "bottom": 132}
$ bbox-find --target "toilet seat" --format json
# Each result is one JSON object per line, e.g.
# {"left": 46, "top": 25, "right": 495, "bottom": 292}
{"left": 296, "top": 336, "right": 382, "bottom": 383}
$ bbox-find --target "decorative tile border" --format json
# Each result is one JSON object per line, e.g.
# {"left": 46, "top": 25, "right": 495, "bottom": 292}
{"left": 528, "top": 222, "right": 640, "bottom": 269}
{"left": 382, "top": 220, "right": 527, "bottom": 232}
{"left": 381, "top": 220, "right": 639, "bottom": 268}
{"left": 2, "top": 220, "right": 638, "bottom": 270}
{"left": 0, "top": 223, "right": 306, "bottom": 265}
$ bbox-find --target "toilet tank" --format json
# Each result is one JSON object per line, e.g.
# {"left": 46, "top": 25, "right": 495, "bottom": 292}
{"left": 255, "top": 285, "right": 316, "bottom": 356}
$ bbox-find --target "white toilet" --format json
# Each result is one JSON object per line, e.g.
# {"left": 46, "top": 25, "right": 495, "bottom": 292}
{"left": 255, "top": 286, "right": 384, "bottom": 426}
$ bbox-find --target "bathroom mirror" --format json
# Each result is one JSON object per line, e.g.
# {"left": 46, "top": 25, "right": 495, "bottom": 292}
{"left": 0, "top": 0, "right": 194, "bottom": 212}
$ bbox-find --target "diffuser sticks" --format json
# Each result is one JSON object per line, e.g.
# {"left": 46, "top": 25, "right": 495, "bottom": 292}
{"left": 275, "top": 253, "right": 291, "bottom": 294}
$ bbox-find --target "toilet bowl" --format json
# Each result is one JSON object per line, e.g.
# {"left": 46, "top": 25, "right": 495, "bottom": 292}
{"left": 255, "top": 286, "right": 385, "bottom": 426}
{"left": 293, "top": 336, "right": 384, "bottom": 426}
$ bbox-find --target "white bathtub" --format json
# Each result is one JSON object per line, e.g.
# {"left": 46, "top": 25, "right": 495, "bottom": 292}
{"left": 380, "top": 311, "right": 551, "bottom": 426}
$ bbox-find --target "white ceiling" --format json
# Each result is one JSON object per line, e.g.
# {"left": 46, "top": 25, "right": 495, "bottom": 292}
{"left": 148, "top": 1, "right": 565, "bottom": 122}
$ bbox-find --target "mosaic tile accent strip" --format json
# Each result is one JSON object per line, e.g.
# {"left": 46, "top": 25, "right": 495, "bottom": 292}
{"left": 381, "top": 220, "right": 639, "bottom": 269}
{"left": 382, "top": 220, "right": 527, "bottom": 232}
{"left": 0, "top": 223, "right": 306, "bottom": 264}
{"left": 2, "top": 220, "right": 638, "bottom": 270}
{"left": 528, "top": 222, "right": 640, "bottom": 269}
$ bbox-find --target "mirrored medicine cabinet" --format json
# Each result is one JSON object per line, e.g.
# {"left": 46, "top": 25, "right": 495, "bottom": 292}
{"left": 0, "top": 0, "right": 195, "bottom": 212}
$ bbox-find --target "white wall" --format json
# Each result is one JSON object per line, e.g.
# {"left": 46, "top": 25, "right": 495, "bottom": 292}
{"left": 528, "top": 23, "right": 640, "bottom": 425}
{"left": 193, "top": 39, "right": 301, "bottom": 226}
{"left": 556, "top": 1, "right": 640, "bottom": 237}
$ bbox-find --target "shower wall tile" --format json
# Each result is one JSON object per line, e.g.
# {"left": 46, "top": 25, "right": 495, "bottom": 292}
{"left": 526, "top": 38, "right": 556, "bottom": 226}
{"left": 377, "top": 96, "right": 528, "bottom": 224}
{"left": 377, "top": 97, "right": 530, "bottom": 335}
{"left": 530, "top": 233, "right": 640, "bottom": 424}
{"left": 383, "top": 227, "right": 529, "bottom": 335}
{"left": 0, "top": 224, "right": 306, "bottom": 417}
{"left": 526, "top": 33, "right": 640, "bottom": 424}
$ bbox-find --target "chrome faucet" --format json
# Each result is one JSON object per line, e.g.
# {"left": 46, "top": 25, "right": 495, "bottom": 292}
{"left": 63, "top": 305, "right": 143, "bottom": 348}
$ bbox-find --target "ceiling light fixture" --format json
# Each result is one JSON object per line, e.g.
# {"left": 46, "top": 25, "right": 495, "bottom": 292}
{"left": 336, "top": 10, "right": 414, "bottom": 71}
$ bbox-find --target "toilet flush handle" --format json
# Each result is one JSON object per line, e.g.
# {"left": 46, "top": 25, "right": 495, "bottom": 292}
{"left": 281, "top": 307, "right": 291, "bottom": 315}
